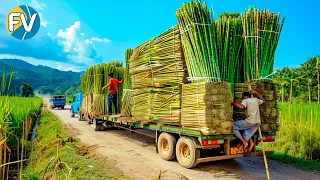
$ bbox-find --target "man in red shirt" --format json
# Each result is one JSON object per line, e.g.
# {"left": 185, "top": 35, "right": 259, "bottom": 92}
{"left": 101, "top": 73, "right": 124, "bottom": 115}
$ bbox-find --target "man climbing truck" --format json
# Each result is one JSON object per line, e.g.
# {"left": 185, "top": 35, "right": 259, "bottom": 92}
{"left": 231, "top": 90, "right": 264, "bottom": 153}
{"left": 101, "top": 73, "right": 124, "bottom": 115}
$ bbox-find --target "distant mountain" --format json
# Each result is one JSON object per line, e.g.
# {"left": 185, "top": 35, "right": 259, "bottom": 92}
{"left": 0, "top": 59, "right": 82, "bottom": 96}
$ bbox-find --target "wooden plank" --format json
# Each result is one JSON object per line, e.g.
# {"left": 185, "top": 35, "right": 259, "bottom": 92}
{"left": 118, "top": 117, "right": 133, "bottom": 122}
{"left": 197, "top": 151, "right": 274, "bottom": 163}
{"left": 201, "top": 145, "right": 220, "bottom": 149}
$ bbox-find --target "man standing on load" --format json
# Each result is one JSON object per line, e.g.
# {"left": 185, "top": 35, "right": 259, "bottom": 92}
{"left": 101, "top": 73, "right": 124, "bottom": 115}
{"left": 231, "top": 90, "right": 264, "bottom": 152}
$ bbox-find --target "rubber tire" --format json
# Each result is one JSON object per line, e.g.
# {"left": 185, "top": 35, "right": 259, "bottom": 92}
{"left": 93, "top": 119, "right": 100, "bottom": 131}
{"left": 70, "top": 108, "right": 75, "bottom": 117}
{"left": 61, "top": 106, "right": 64, "bottom": 109}
{"left": 176, "top": 136, "right": 200, "bottom": 168}
{"left": 157, "top": 133, "right": 177, "bottom": 161}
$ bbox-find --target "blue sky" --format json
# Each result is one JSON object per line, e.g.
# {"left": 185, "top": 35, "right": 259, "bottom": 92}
{"left": 0, "top": 0, "right": 319, "bottom": 72}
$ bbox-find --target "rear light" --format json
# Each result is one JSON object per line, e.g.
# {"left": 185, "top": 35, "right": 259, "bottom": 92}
{"left": 260, "top": 135, "right": 276, "bottom": 142}
{"left": 201, "top": 139, "right": 224, "bottom": 145}
{"left": 202, "top": 140, "right": 208, "bottom": 145}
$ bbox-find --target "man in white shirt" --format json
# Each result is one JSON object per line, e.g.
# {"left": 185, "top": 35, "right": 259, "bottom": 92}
{"left": 231, "top": 90, "right": 264, "bottom": 152}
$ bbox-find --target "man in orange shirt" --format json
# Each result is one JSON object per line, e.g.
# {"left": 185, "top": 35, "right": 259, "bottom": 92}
{"left": 101, "top": 73, "right": 124, "bottom": 115}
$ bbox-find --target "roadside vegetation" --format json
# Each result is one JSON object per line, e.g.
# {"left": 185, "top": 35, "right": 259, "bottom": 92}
{"left": 23, "top": 109, "right": 125, "bottom": 180}
{"left": 263, "top": 103, "right": 320, "bottom": 170}
{"left": 267, "top": 57, "right": 320, "bottom": 170}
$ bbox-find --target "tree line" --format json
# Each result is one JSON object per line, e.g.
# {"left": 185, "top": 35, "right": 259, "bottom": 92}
{"left": 273, "top": 56, "right": 320, "bottom": 103}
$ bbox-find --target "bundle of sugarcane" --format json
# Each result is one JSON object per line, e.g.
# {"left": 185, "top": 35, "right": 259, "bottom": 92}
{"left": 81, "top": 61, "right": 124, "bottom": 116}
{"left": 121, "top": 48, "right": 134, "bottom": 117}
{"left": 215, "top": 13, "right": 244, "bottom": 85}
{"left": 242, "top": 7, "right": 285, "bottom": 80}
{"left": 181, "top": 82, "right": 233, "bottom": 135}
{"left": 80, "top": 93, "right": 93, "bottom": 118}
{"left": 149, "top": 87, "right": 181, "bottom": 125}
{"left": 124, "top": 49, "right": 133, "bottom": 89}
{"left": 81, "top": 74, "right": 87, "bottom": 95}
{"left": 91, "top": 94, "right": 107, "bottom": 117}
{"left": 131, "top": 88, "right": 151, "bottom": 122}
{"left": 176, "top": 0, "right": 220, "bottom": 82}
{"left": 129, "top": 25, "right": 187, "bottom": 88}
{"left": 233, "top": 79, "right": 278, "bottom": 133}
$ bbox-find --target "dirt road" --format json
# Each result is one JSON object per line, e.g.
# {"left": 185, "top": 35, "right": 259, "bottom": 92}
{"left": 50, "top": 106, "right": 320, "bottom": 180}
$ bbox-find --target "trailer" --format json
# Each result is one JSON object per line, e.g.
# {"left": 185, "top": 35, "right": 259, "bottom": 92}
{"left": 78, "top": 110, "right": 275, "bottom": 168}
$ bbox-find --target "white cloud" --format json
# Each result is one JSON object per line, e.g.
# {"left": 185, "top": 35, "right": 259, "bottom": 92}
{"left": 57, "top": 21, "right": 81, "bottom": 52}
{"left": 56, "top": 21, "right": 105, "bottom": 65}
{"left": 31, "top": 0, "right": 46, "bottom": 11}
{"left": 38, "top": 13, "right": 52, "bottom": 27}
{"left": 90, "top": 37, "right": 111, "bottom": 43}
{"left": 56, "top": 62, "right": 83, "bottom": 72}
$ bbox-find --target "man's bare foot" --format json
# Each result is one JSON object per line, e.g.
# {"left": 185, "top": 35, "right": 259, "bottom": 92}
{"left": 243, "top": 141, "right": 249, "bottom": 149}
{"left": 248, "top": 143, "right": 255, "bottom": 152}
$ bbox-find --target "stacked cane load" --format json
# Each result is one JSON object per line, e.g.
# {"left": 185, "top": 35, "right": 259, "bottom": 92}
{"left": 121, "top": 49, "right": 134, "bottom": 117}
{"left": 129, "top": 25, "right": 187, "bottom": 124}
{"left": 130, "top": 25, "right": 187, "bottom": 88}
{"left": 80, "top": 61, "right": 124, "bottom": 117}
{"left": 233, "top": 79, "right": 278, "bottom": 133}
{"left": 149, "top": 87, "right": 181, "bottom": 125}
{"left": 181, "top": 82, "right": 234, "bottom": 135}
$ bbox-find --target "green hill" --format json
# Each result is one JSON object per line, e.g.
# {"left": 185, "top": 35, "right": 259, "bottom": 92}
{"left": 0, "top": 59, "right": 82, "bottom": 96}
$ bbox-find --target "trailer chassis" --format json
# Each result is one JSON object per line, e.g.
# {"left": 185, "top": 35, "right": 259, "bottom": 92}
{"left": 79, "top": 114, "right": 275, "bottom": 168}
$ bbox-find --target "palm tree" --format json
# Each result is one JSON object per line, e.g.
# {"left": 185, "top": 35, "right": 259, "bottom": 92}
{"left": 274, "top": 73, "right": 290, "bottom": 102}
{"left": 300, "top": 63, "right": 314, "bottom": 103}
{"left": 289, "top": 69, "right": 299, "bottom": 103}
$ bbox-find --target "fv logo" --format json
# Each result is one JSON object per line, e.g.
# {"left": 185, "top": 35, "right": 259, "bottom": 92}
{"left": 6, "top": 5, "right": 41, "bottom": 40}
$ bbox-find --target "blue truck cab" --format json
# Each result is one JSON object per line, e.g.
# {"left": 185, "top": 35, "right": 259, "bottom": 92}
{"left": 70, "top": 92, "right": 82, "bottom": 118}
{"left": 49, "top": 95, "right": 66, "bottom": 109}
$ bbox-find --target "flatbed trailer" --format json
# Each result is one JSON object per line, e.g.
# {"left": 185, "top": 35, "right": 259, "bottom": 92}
{"left": 79, "top": 113, "right": 275, "bottom": 168}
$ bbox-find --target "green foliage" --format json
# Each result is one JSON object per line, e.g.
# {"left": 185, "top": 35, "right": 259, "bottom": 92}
{"left": 23, "top": 110, "right": 125, "bottom": 179}
{"left": 218, "top": 12, "right": 240, "bottom": 19}
{"left": 274, "top": 56, "right": 320, "bottom": 102}
{"left": 0, "top": 96, "right": 42, "bottom": 145}
{"left": 20, "top": 82, "right": 34, "bottom": 97}
{"left": 0, "top": 59, "right": 81, "bottom": 96}
{"left": 269, "top": 103, "right": 320, "bottom": 160}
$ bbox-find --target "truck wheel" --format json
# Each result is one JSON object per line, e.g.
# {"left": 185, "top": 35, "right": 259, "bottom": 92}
{"left": 176, "top": 136, "right": 200, "bottom": 168}
{"left": 70, "top": 109, "right": 75, "bottom": 117}
{"left": 158, "top": 133, "right": 176, "bottom": 161}
{"left": 93, "top": 119, "right": 100, "bottom": 131}
{"left": 61, "top": 106, "right": 64, "bottom": 109}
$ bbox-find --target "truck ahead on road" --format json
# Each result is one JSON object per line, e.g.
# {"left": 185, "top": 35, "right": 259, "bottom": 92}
{"left": 69, "top": 92, "right": 82, "bottom": 118}
{"left": 49, "top": 95, "right": 66, "bottom": 109}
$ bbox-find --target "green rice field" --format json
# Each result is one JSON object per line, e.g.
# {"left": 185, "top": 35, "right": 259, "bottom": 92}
{"left": 270, "top": 103, "right": 320, "bottom": 160}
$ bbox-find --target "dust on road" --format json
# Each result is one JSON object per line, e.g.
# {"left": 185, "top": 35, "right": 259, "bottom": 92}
{"left": 49, "top": 105, "right": 320, "bottom": 180}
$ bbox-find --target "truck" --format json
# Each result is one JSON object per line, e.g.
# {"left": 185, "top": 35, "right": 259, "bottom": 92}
{"left": 75, "top": 93, "right": 275, "bottom": 169}
{"left": 49, "top": 95, "right": 66, "bottom": 109}
{"left": 69, "top": 92, "right": 82, "bottom": 119}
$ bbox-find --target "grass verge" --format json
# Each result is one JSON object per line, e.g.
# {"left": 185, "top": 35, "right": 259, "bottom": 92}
{"left": 23, "top": 109, "right": 126, "bottom": 180}
{"left": 267, "top": 153, "right": 320, "bottom": 171}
